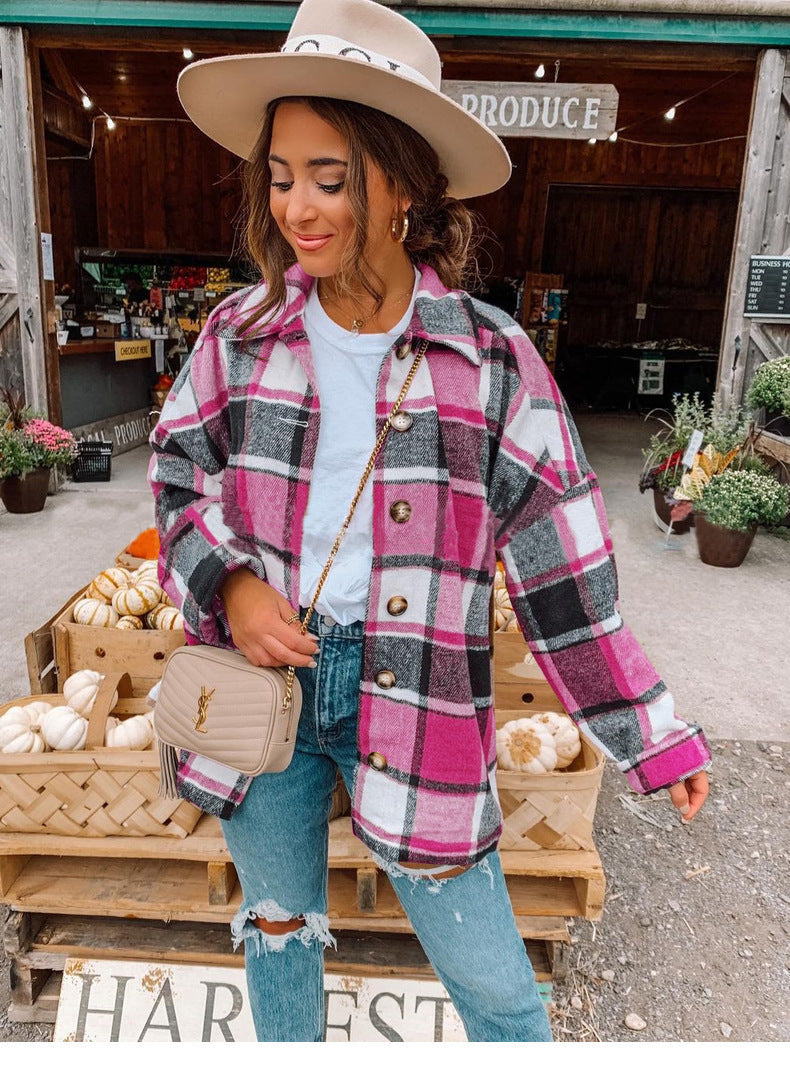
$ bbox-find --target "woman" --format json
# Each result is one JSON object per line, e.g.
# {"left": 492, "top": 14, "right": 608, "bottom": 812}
{"left": 150, "top": 0, "right": 711, "bottom": 1043}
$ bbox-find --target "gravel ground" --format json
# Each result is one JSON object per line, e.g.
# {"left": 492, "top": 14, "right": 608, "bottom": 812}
{"left": 550, "top": 739, "right": 790, "bottom": 1043}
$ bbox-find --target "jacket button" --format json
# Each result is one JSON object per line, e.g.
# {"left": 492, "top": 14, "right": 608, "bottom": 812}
{"left": 391, "top": 411, "right": 413, "bottom": 432}
{"left": 387, "top": 595, "right": 408, "bottom": 616}
{"left": 367, "top": 751, "right": 388, "bottom": 771}
{"left": 395, "top": 342, "right": 411, "bottom": 360}
{"left": 390, "top": 500, "right": 412, "bottom": 523}
{"left": 375, "top": 669, "right": 396, "bottom": 689}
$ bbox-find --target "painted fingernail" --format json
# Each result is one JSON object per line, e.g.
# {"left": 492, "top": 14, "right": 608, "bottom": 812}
{"left": 309, "top": 659, "right": 318, "bottom": 668}
{"left": 679, "top": 803, "right": 691, "bottom": 814}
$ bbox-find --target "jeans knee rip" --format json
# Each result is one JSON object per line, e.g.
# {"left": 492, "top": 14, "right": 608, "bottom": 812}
{"left": 370, "top": 852, "right": 495, "bottom": 894}
{"left": 231, "top": 898, "right": 336, "bottom": 956}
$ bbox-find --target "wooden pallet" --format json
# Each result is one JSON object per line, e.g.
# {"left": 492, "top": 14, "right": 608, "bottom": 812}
{"left": 0, "top": 815, "right": 604, "bottom": 926}
{"left": 2, "top": 909, "right": 566, "bottom": 1025}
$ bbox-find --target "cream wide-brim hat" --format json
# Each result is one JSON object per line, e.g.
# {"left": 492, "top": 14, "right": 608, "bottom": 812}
{"left": 177, "top": 0, "right": 511, "bottom": 200}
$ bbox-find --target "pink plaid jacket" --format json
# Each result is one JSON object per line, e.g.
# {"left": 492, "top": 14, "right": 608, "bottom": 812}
{"left": 149, "top": 261, "right": 711, "bottom": 866}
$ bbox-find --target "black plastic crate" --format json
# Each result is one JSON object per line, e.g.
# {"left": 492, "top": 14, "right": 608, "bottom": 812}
{"left": 72, "top": 440, "right": 113, "bottom": 482}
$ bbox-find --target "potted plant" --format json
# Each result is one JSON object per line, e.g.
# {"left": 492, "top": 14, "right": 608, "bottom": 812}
{"left": 693, "top": 469, "right": 789, "bottom": 567}
{"left": 639, "top": 393, "right": 710, "bottom": 533}
{"left": 745, "top": 355, "right": 790, "bottom": 437}
{"left": 0, "top": 394, "right": 77, "bottom": 514}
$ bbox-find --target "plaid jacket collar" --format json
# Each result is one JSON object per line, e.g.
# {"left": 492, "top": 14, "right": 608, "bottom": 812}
{"left": 217, "top": 260, "right": 483, "bottom": 367}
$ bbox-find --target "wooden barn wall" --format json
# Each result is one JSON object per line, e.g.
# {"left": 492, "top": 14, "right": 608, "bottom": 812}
{"left": 470, "top": 136, "right": 745, "bottom": 274}
{"left": 468, "top": 136, "right": 745, "bottom": 348}
{"left": 91, "top": 123, "right": 245, "bottom": 255}
{"left": 47, "top": 151, "right": 98, "bottom": 291}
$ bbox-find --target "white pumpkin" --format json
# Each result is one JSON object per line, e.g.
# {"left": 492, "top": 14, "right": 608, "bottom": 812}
{"left": 496, "top": 718, "right": 557, "bottom": 774}
{"left": 40, "top": 705, "right": 88, "bottom": 751}
{"left": 160, "top": 592, "right": 175, "bottom": 608}
{"left": 134, "top": 560, "right": 159, "bottom": 581}
{"left": 494, "top": 585, "right": 512, "bottom": 609}
{"left": 62, "top": 669, "right": 118, "bottom": 717}
{"left": 116, "top": 614, "right": 144, "bottom": 630}
{"left": 104, "top": 714, "right": 154, "bottom": 750}
{"left": 87, "top": 567, "right": 130, "bottom": 603}
{"left": 0, "top": 707, "right": 46, "bottom": 753}
{"left": 19, "top": 700, "right": 53, "bottom": 728}
{"left": 530, "top": 712, "right": 581, "bottom": 770}
{"left": 145, "top": 604, "right": 184, "bottom": 631}
{"left": 111, "top": 579, "right": 162, "bottom": 617}
{"left": 73, "top": 598, "right": 120, "bottom": 628}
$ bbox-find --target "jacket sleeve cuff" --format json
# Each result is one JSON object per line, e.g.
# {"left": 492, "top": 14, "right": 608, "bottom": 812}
{"left": 621, "top": 727, "right": 712, "bottom": 795}
{"left": 184, "top": 548, "right": 268, "bottom": 647}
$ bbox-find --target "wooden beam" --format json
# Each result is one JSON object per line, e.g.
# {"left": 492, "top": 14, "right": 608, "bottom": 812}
{"left": 41, "top": 48, "right": 83, "bottom": 101}
{"left": 42, "top": 86, "right": 92, "bottom": 148}
{"left": 0, "top": 27, "right": 49, "bottom": 414}
{"left": 718, "top": 49, "right": 790, "bottom": 403}
{"left": 30, "top": 43, "right": 62, "bottom": 424}
{"left": 27, "top": 26, "right": 758, "bottom": 71}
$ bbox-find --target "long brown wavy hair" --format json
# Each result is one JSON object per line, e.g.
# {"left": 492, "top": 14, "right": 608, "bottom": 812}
{"left": 235, "top": 96, "right": 482, "bottom": 335}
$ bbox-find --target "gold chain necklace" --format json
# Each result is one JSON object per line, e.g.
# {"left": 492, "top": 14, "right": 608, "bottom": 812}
{"left": 318, "top": 283, "right": 414, "bottom": 335}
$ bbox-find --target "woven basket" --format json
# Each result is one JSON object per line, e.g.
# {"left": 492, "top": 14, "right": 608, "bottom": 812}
{"left": 0, "top": 672, "right": 201, "bottom": 838}
{"left": 496, "top": 714, "right": 605, "bottom": 851}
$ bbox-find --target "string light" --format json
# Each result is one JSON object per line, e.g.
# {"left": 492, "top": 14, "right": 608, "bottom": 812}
{"left": 534, "top": 64, "right": 545, "bottom": 79}
{"left": 590, "top": 72, "right": 739, "bottom": 149}
{"left": 183, "top": 47, "right": 194, "bottom": 60}
{"left": 105, "top": 116, "right": 116, "bottom": 130}
{"left": 81, "top": 94, "right": 93, "bottom": 110}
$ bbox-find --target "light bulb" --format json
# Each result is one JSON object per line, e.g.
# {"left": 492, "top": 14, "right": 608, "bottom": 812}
{"left": 665, "top": 106, "right": 677, "bottom": 121}
{"left": 588, "top": 138, "right": 597, "bottom": 145}
{"left": 183, "top": 47, "right": 194, "bottom": 60}
{"left": 106, "top": 116, "right": 116, "bottom": 130}
{"left": 535, "top": 64, "right": 545, "bottom": 79}
{"left": 81, "top": 94, "right": 92, "bottom": 109}
{"left": 609, "top": 131, "right": 618, "bottom": 142}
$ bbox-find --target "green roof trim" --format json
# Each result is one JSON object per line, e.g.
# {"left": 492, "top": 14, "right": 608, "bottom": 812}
{"left": 0, "top": 1, "right": 788, "bottom": 45}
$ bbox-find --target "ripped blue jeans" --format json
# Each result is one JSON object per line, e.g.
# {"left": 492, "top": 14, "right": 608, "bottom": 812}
{"left": 221, "top": 610, "right": 553, "bottom": 1043}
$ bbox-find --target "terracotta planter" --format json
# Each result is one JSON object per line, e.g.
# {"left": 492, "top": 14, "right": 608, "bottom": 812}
{"left": 652, "top": 488, "right": 693, "bottom": 534}
{"left": 694, "top": 512, "right": 758, "bottom": 568}
{"left": 0, "top": 467, "right": 51, "bottom": 514}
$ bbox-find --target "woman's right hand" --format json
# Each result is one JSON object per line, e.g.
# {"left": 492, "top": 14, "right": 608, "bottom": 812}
{"left": 219, "top": 568, "right": 319, "bottom": 668}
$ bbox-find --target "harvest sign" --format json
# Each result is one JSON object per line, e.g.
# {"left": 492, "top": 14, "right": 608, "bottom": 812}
{"left": 441, "top": 81, "right": 619, "bottom": 139}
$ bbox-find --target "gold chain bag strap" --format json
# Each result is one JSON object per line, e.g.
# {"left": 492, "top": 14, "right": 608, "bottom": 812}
{"left": 154, "top": 340, "right": 428, "bottom": 793}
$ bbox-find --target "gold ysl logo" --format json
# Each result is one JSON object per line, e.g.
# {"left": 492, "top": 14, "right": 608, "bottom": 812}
{"left": 194, "top": 685, "right": 215, "bottom": 733}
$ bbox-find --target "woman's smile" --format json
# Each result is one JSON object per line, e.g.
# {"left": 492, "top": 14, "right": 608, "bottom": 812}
{"left": 292, "top": 232, "right": 333, "bottom": 252}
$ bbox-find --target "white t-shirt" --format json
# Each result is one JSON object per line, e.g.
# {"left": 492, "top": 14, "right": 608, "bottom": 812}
{"left": 299, "top": 268, "right": 421, "bottom": 624}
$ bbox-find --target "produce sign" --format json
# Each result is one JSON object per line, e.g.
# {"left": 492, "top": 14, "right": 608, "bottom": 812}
{"left": 54, "top": 960, "right": 473, "bottom": 1042}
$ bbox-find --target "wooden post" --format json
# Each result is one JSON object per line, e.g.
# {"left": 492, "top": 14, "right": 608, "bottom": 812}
{"left": 0, "top": 27, "right": 51, "bottom": 415}
{"left": 718, "top": 49, "right": 790, "bottom": 405}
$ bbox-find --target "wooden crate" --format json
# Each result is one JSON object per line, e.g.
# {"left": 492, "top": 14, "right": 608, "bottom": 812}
{"left": 51, "top": 586, "right": 185, "bottom": 693}
{"left": 2, "top": 909, "right": 564, "bottom": 1025}
{"left": 493, "top": 631, "right": 565, "bottom": 714}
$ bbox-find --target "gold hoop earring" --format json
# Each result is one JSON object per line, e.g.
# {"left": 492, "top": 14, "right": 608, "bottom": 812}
{"left": 390, "top": 212, "right": 409, "bottom": 244}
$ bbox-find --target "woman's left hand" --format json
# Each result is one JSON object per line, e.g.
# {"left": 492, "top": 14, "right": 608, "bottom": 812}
{"left": 667, "top": 771, "right": 709, "bottom": 822}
